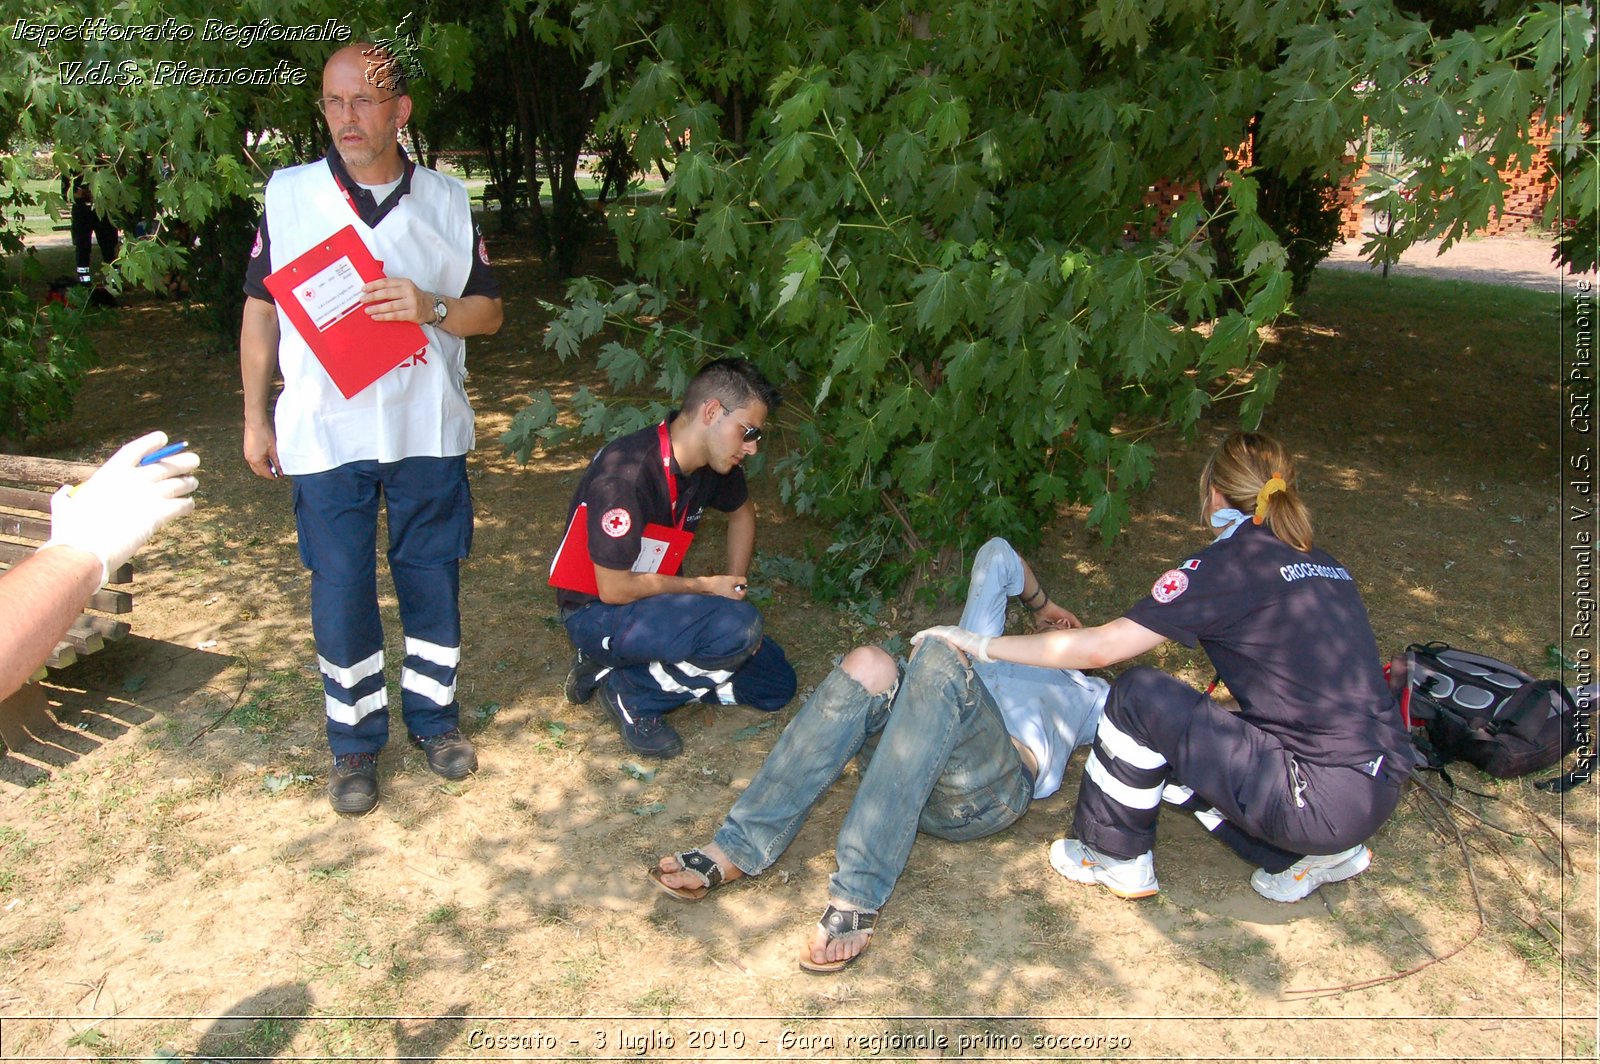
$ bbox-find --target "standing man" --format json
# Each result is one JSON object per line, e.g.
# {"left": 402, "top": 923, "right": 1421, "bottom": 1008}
{"left": 239, "top": 44, "right": 504, "bottom": 815}
{"left": 553, "top": 359, "right": 797, "bottom": 759}
{"left": 61, "top": 171, "right": 119, "bottom": 291}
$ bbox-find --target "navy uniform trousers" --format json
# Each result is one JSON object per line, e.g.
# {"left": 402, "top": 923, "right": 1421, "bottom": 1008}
{"left": 1075, "top": 666, "right": 1404, "bottom": 874}
{"left": 293, "top": 455, "right": 471, "bottom": 757}
{"left": 564, "top": 593, "right": 795, "bottom": 718}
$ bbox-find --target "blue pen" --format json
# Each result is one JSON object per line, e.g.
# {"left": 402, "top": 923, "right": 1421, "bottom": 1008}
{"left": 139, "top": 441, "right": 189, "bottom": 466}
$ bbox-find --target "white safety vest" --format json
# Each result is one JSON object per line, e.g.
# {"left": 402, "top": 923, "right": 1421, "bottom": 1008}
{"left": 263, "top": 160, "right": 475, "bottom": 475}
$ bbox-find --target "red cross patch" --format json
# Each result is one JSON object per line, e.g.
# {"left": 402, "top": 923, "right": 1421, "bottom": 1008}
{"left": 1151, "top": 569, "right": 1189, "bottom": 603}
{"left": 601, "top": 507, "right": 632, "bottom": 538}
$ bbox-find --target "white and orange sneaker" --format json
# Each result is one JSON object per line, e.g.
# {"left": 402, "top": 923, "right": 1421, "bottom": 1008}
{"left": 1048, "top": 838, "right": 1159, "bottom": 899}
{"left": 1250, "top": 844, "right": 1371, "bottom": 902}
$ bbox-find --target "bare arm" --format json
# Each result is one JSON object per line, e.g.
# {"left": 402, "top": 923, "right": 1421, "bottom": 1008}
{"left": 436, "top": 294, "right": 504, "bottom": 337}
{"left": 360, "top": 279, "right": 504, "bottom": 337}
{"left": 239, "top": 296, "right": 282, "bottom": 479}
{"left": 593, "top": 566, "right": 747, "bottom": 605}
{"left": 724, "top": 500, "right": 755, "bottom": 579}
{"left": 985, "top": 616, "right": 1168, "bottom": 671}
{"left": 2, "top": 432, "right": 200, "bottom": 699}
{"left": 1014, "top": 550, "right": 1082, "bottom": 630}
{"left": 0, "top": 547, "right": 102, "bottom": 701}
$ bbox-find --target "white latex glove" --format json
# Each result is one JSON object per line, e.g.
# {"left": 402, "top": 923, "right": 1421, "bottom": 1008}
{"left": 910, "top": 624, "right": 993, "bottom": 663}
{"left": 42, "top": 432, "right": 200, "bottom": 583}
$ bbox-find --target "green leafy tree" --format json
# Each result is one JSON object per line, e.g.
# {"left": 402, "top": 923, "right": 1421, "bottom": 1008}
{"left": 504, "top": 0, "right": 606, "bottom": 275}
{"left": 0, "top": 279, "right": 94, "bottom": 448}
{"left": 508, "top": 0, "right": 1596, "bottom": 598}
{"left": 0, "top": 0, "right": 479, "bottom": 436}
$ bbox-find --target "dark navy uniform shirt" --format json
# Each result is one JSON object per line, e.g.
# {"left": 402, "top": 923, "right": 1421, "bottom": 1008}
{"left": 1124, "top": 522, "right": 1412, "bottom": 771}
{"left": 555, "top": 415, "right": 747, "bottom": 612}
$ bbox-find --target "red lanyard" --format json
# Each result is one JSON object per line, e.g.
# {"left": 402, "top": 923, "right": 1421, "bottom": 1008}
{"left": 328, "top": 159, "right": 410, "bottom": 222}
{"left": 657, "top": 421, "right": 687, "bottom": 529}
{"left": 328, "top": 167, "right": 362, "bottom": 220}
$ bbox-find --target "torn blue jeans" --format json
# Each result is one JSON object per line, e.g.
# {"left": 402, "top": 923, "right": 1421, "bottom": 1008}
{"left": 713, "top": 636, "right": 1032, "bottom": 912}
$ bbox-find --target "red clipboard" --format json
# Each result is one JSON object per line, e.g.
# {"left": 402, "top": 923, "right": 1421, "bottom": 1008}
{"left": 549, "top": 504, "right": 693, "bottom": 595}
{"left": 263, "top": 224, "right": 428, "bottom": 399}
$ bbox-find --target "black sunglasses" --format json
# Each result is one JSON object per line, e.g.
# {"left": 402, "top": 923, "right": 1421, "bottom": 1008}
{"left": 735, "top": 420, "right": 763, "bottom": 444}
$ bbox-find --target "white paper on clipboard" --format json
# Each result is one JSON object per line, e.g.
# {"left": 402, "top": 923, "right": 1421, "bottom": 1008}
{"left": 632, "top": 535, "right": 671, "bottom": 574}
{"left": 294, "top": 255, "right": 364, "bottom": 331}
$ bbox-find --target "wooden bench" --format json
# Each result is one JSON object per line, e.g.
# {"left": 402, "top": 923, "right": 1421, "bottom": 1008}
{"left": 0, "top": 454, "right": 135, "bottom": 751}
{"left": 480, "top": 178, "right": 534, "bottom": 213}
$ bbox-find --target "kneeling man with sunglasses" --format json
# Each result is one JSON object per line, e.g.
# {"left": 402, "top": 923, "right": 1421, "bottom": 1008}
{"left": 551, "top": 358, "right": 797, "bottom": 758}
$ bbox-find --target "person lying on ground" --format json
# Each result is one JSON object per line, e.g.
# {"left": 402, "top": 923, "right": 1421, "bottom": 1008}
{"left": 649, "top": 537, "right": 1108, "bottom": 972}
{"left": 915, "top": 431, "right": 1416, "bottom": 906}
{"left": 0, "top": 432, "right": 199, "bottom": 701}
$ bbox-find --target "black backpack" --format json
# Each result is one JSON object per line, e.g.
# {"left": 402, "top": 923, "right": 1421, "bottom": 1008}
{"left": 1387, "top": 642, "right": 1590, "bottom": 792}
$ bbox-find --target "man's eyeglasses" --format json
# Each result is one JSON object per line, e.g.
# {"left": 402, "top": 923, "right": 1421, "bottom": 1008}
{"left": 318, "top": 95, "right": 394, "bottom": 117}
{"left": 736, "top": 421, "right": 763, "bottom": 444}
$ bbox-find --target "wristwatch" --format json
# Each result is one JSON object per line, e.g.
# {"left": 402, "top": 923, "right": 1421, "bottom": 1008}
{"left": 431, "top": 294, "right": 448, "bottom": 326}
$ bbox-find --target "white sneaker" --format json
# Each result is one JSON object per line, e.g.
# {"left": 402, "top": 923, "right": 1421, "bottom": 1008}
{"left": 1250, "top": 844, "right": 1371, "bottom": 902}
{"left": 1049, "top": 838, "right": 1159, "bottom": 899}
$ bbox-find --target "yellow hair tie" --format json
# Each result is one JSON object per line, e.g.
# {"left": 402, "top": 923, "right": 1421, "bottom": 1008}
{"left": 1253, "top": 473, "right": 1287, "bottom": 524}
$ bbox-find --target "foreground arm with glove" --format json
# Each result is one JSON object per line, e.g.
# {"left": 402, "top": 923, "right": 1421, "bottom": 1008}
{"left": 0, "top": 433, "right": 200, "bottom": 701}
{"left": 911, "top": 615, "right": 1165, "bottom": 672}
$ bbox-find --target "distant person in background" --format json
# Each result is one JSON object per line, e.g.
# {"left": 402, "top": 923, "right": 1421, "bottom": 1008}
{"left": 61, "top": 172, "right": 119, "bottom": 290}
{"left": 0, "top": 433, "right": 199, "bottom": 701}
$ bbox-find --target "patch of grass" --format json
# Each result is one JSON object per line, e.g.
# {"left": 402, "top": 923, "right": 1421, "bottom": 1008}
{"left": 531, "top": 719, "right": 571, "bottom": 752}
{"left": 239, "top": 1016, "right": 296, "bottom": 1058}
{"left": 423, "top": 903, "right": 462, "bottom": 926}
{"left": 0, "top": 826, "right": 40, "bottom": 893}
{"left": 1509, "top": 927, "right": 1561, "bottom": 972}
{"left": 1300, "top": 265, "right": 1565, "bottom": 319}
{"left": 342, "top": 934, "right": 376, "bottom": 971}
{"left": 1, "top": 917, "right": 63, "bottom": 962}
{"left": 312, "top": 1016, "right": 388, "bottom": 1060}
{"left": 556, "top": 948, "right": 605, "bottom": 996}
{"left": 630, "top": 986, "right": 684, "bottom": 1013}
{"left": 63, "top": 1023, "right": 127, "bottom": 1059}
{"left": 232, "top": 667, "right": 312, "bottom": 734}
{"left": 1189, "top": 927, "right": 1273, "bottom": 982}
{"left": 1023, "top": 894, "right": 1068, "bottom": 941}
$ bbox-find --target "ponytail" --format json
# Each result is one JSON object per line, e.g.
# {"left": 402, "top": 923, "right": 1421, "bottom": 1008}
{"left": 1200, "top": 432, "right": 1313, "bottom": 552}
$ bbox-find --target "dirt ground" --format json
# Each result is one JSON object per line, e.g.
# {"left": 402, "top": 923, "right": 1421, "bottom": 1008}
{"left": 0, "top": 230, "right": 1594, "bottom": 1062}
{"left": 1322, "top": 227, "right": 1598, "bottom": 292}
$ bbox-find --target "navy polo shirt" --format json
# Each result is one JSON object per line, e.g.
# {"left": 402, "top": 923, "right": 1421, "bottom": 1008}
{"left": 555, "top": 416, "right": 748, "bottom": 612}
{"left": 1124, "top": 522, "right": 1410, "bottom": 768}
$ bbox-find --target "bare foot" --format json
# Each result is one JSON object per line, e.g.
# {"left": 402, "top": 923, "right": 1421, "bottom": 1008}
{"left": 801, "top": 900, "right": 876, "bottom": 971}
{"left": 653, "top": 843, "right": 743, "bottom": 895}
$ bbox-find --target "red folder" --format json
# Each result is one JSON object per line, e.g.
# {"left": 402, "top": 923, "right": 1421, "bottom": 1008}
{"left": 263, "top": 224, "right": 428, "bottom": 399}
{"left": 549, "top": 503, "right": 693, "bottom": 595}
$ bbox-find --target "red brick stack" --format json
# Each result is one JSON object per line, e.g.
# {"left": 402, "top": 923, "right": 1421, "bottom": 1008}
{"left": 1126, "top": 123, "right": 1557, "bottom": 245}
